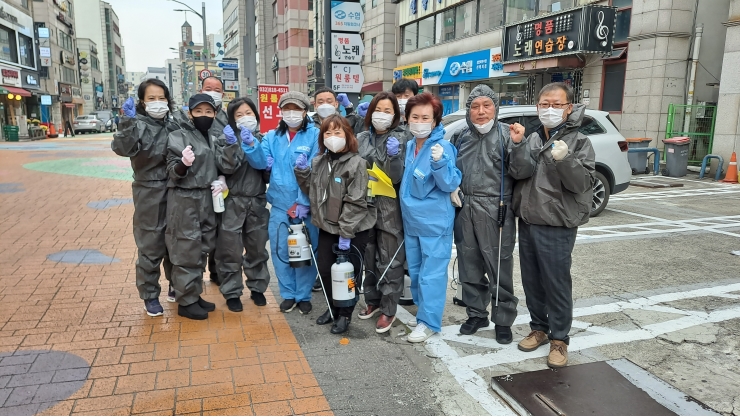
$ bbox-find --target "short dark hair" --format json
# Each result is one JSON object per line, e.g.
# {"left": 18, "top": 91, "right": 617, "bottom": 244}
{"left": 136, "top": 78, "right": 173, "bottom": 115}
{"left": 226, "top": 97, "right": 259, "bottom": 134}
{"left": 364, "top": 91, "right": 400, "bottom": 131}
{"left": 201, "top": 76, "right": 223, "bottom": 89}
{"left": 405, "top": 92, "right": 443, "bottom": 126}
{"left": 318, "top": 114, "right": 359, "bottom": 154}
{"left": 537, "top": 82, "right": 574, "bottom": 104}
{"left": 391, "top": 79, "right": 419, "bottom": 96}
{"left": 313, "top": 87, "right": 336, "bottom": 99}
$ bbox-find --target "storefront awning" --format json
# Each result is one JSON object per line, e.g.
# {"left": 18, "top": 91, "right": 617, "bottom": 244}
{"left": 63, "top": 103, "right": 76, "bottom": 108}
{"left": 72, "top": 97, "right": 85, "bottom": 104}
{"left": 361, "top": 81, "right": 384, "bottom": 92}
{"left": 2, "top": 87, "right": 32, "bottom": 97}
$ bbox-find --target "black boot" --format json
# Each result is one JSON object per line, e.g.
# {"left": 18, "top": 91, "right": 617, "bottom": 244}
{"left": 496, "top": 325, "right": 513, "bottom": 344}
{"left": 178, "top": 303, "right": 208, "bottom": 320}
{"left": 460, "top": 317, "right": 490, "bottom": 335}
{"left": 330, "top": 316, "right": 351, "bottom": 334}
{"left": 250, "top": 291, "right": 266, "bottom": 306}
{"left": 316, "top": 309, "right": 336, "bottom": 325}
{"left": 226, "top": 298, "right": 243, "bottom": 312}
{"left": 197, "top": 297, "right": 215, "bottom": 312}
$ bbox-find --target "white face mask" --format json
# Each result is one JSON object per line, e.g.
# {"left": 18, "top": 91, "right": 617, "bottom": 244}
{"left": 236, "top": 115, "right": 258, "bottom": 132}
{"left": 324, "top": 135, "right": 346, "bottom": 153}
{"left": 317, "top": 104, "right": 336, "bottom": 119}
{"left": 282, "top": 110, "right": 304, "bottom": 128}
{"left": 473, "top": 119, "right": 495, "bottom": 135}
{"left": 397, "top": 99, "right": 408, "bottom": 115}
{"left": 145, "top": 101, "right": 169, "bottom": 119}
{"left": 538, "top": 107, "right": 566, "bottom": 129}
{"left": 409, "top": 122, "right": 433, "bottom": 139}
{"left": 371, "top": 112, "right": 394, "bottom": 131}
{"left": 204, "top": 91, "right": 223, "bottom": 107}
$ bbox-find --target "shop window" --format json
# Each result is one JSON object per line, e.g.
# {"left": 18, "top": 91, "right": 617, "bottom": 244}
{"left": 435, "top": 8, "right": 455, "bottom": 43}
{"left": 537, "top": 0, "right": 574, "bottom": 16}
{"left": 615, "top": 10, "right": 631, "bottom": 42}
{"left": 478, "top": 0, "right": 504, "bottom": 32}
{"left": 403, "top": 23, "right": 417, "bottom": 52}
{"left": 418, "top": 15, "right": 435, "bottom": 48}
{"left": 506, "top": 0, "right": 536, "bottom": 24}
{"left": 455, "top": 2, "right": 475, "bottom": 39}
{"left": 0, "top": 25, "right": 18, "bottom": 63}
{"left": 309, "top": 30, "right": 314, "bottom": 48}
{"left": 602, "top": 61, "right": 626, "bottom": 112}
{"left": 19, "top": 34, "right": 34, "bottom": 67}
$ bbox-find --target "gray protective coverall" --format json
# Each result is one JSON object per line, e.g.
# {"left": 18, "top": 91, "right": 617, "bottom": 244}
{"left": 311, "top": 108, "right": 364, "bottom": 135}
{"left": 111, "top": 114, "right": 178, "bottom": 301}
{"left": 165, "top": 121, "right": 240, "bottom": 306}
{"left": 451, "top": 85, "right": 522, "bottom": 327}
{"left": 213, "top": 130, "right": 271, "bottom": 299}
{"left": 356, "top": 125, "right": 409, "bottom": 317}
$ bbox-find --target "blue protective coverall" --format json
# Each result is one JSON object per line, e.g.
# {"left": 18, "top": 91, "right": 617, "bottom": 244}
{"left": 400, "top": 125, "right": 462, "bottom": 332}
{"left": 261, "top": 122, "right": 320, "bottom": 303}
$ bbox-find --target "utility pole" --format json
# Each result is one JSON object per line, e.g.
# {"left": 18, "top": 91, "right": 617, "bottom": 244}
{"left": 244, "top": 0, "right": 258, "bottom": 102}
{"left": 201, "top": 2, "right": 208, "bottom": 69}
{"left": 323, "top": 0, "right": 332, "bottom": 93}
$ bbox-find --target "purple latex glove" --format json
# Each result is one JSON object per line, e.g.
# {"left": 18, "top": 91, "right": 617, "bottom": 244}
{"left": 357, "top": 102, "right": 370, "bottom": 118}
{"left": 266, "top": 156, "right": 274, "bottom": 171}
{"left": 337, "top": 93, "right": 352, "bottom": 108}
{"left": 295, "top": 204, "right": 310, "bottom": 219}
{"left": 386, "top": 136, "right": 400, "bottom": 156}
{"left": 240, "top": 127, "right": 254, "bottom": 145}
{"left": 223, "top": 125, "right": 238, "bottom": 145}
{"left": 122, "top": 97, "right": 136, "bottom": 118}
{"left": 338, "top": 237, "right": 351, "bottom": 251}
{"left": 295, "top": 153, "right": 308, "bottom": 170}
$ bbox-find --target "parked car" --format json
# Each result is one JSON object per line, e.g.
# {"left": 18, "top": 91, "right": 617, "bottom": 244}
{"left": 73, "top": 115, "right": 104, "bottom": 134}
{"left": 91, "top": 111, "right": 117, "bottom": 132}
{"left": 442, "top": 106, "right": 631, "bottom": 217}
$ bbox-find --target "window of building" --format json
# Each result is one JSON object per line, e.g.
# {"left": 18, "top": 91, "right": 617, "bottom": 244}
{"left": 92, "top": 56, "right": 99, "bottom": 70}
{"left": 309, "top": 30, "right": 314, "bottom": 48}
{"left": 284, "top": 31, "right": 289, "bottom": 49}
{"left": 370, "top": 36, "right": 377, "bottom": 62}
{"left": 18, "top": 34, "right": 33, "bottom": 67}
{"left": 418, "top": 15, "right": 435, "bottom": 48}
{"left": 537, "top": 0, "right": 574, "bottom": 16}
{"left": 435, "top": 8, "right": 455, "bottom": 43}
{"left": 273, "top": 35, "right": 278, "bottom": 51}
{"left": 402, "top": 23, "right": 417, "bottom": 52}
{"left": 62, "top": 66, "right": 76, "bottom": 84}
{"left": 506, "top": 0, "right": 536, "bottom": 24}
{"left": 372, "top": 0, "right": 378, "bottom": 7}
{"left": 0, "top": 25, "right": 18, "bottom": 63}
{"left": 308, "top": 0, "right": 313, "bottom": 10}
{"left": 60, "top": 31, "right": 73, "bottom": 51}
{"left": 478, "top": 0, "right": 504, "bottom": 32}
{"left": 455, "top": 2, "right": 475, "bottom": 38}
{"left": 602, "top": 61, "right": 626, "bottom": 112}
{"left": 613, "top": 0, "right": 632, "bottom": 43}
{"left": 225, "top": 9, "right": 238, "bottom": 30}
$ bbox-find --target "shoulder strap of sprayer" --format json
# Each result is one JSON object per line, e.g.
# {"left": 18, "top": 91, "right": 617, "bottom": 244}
{"left": 498, "top": 122, "right": 507, "bottom": 228}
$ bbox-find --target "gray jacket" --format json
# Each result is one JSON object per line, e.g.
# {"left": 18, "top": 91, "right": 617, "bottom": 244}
{"left": 215, "top": 130, "right": 267, "bottom": 197}
{"left": 111, "top": 114, "right": 179, "bottom": 183}
{"left": 357, "top": 125, "right": 409, "bottom": 186}
{"left": 295, "top": 152, "right": 376, "bottom": 239}
{"left": 510, "top": 104, "right": 596, "bottom": 228}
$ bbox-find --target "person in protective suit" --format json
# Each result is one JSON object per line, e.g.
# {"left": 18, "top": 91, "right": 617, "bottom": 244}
{"left": 355, "top": 92, "right": 409, "bottom": 333}
{"left": 451, "top": 84, "right": 528, "bottom": 343}
{"left": 213, "top": 97, "right": 269, "bottom": 312}
{"left": 111, "top": 78, "right": 179, "bottom": 317}
{"left": 295, "top": 114, "right": 376, "bottom": 334}
{"left": 261, "top": 91, "right": 320, "bottom": 315}
{"left": 311, "top": 87, "right": 364, "bottom": 135}
{"left": 165, "top": 93, "right": 241, "bottom": 320}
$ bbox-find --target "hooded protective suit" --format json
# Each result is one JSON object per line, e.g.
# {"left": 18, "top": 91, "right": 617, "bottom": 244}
{"left": 213, "top": 126, "right": 269, "bottom": 300}
{"left": 311, "top": 108, "right": 364, "bottom": 135}
{"left": 111, "top": 113, "right": 179, "bottom": 301}
{"left": 451, "top": 85, "right": 523, "bottom": 326}
{"left": 357, "top": 125, "right": 410, "bottom": 317}
{"left": 166, "top": 120, "right": 241, "bottom": 306}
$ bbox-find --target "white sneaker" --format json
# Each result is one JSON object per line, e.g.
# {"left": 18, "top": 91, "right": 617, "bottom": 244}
{"left": 408, "top": 317, "right": 417, "bottom": 327}
{"left": 408, "top": 322, "right": 435, "bottom": 343}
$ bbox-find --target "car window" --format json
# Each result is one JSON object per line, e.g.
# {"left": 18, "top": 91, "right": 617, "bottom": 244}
{"left": 444, "top": 119, "right": 468, "bottom": 142}
{"left": 606, "top": 115, "right": 619, "bottom": 131}
{"left": 441, "top": 114, "right": 465, "bottom": 126}
{"left": 579, "top": 116, "right": 606, "bottom": 135}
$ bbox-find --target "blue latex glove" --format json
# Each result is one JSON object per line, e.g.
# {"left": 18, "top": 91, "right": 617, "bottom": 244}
{"left": 386, "top": 136, "right": 400, "bottom": 156}
{"left": 338, "top": 237, "right": 351, "bottom": 251}
{"left": 266, "top": 156, "right": 274, "bottom": 171}
{"left": 295, "top": 204, "right": 310, "bottom": 219}
{"left": 357, "top": 102, "right": 370, "bottom": 118}
{"left": 223, "top": 125, "right": 238, "bottom": 145}
{"left": 122, "top": 97, "right": 136, "bottom": 118}
{"left": 337, "top": 93, "right": 352, "bottom": 108}
{"left": 240, "top": 127, "right": 254, "bottom": 145}
{"left": 295, "top": 153, "right": 308, "bottom": 170}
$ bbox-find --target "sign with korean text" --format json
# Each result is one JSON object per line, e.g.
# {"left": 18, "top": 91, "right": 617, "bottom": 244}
{"left": 218, "top": 61, "right": 238, "bottom": 69}
{"left": 393, "top": 63, "right": 422, "bottom": 86}
{"left": 331, "top": 64, "right": 364, "bottom": 93}
{"left": 39, "top": 47, "right": 51, "bottom": 57}
{"left": 221, "top": 69, "right": 236, "bottom": 81}
{"left": 224, "top": 80, "right": 239, "bottom": 91}
{"left": 40, "top": 57, "right": 51, "bottom": 67}
{"left": 331, "top": 33, "right": 364, "bottom": 64}
{"left": 421, "top": 47, "right": 509, "bottom": 86}
{"left": 0, "top": 66, "right": 21, "bottom": 87}
{"left": 257, "top": 84, "right": 289, "bottom": 134}
{"left": 330, "top": 1, "right": 364, "bottom": 33}
{"left": 502, "top": 5, "right": 616, "bottom": 64}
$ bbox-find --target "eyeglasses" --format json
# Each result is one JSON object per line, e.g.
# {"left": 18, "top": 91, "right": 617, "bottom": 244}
{"left": 537, "top": 103, "right": 571, "bottom": 109}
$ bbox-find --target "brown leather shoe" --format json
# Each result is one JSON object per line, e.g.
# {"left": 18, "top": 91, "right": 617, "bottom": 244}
{"left": 375, "top": 314, "right": 396, "bottom": 334}
{"left": 517, "top": 330, "right": 549, "bottom": 352}
{"left": 357, "top": 304, "right": 380, "bottom": 320}
{"left": 547, "top": 340, "right": 568, "bottom": 368}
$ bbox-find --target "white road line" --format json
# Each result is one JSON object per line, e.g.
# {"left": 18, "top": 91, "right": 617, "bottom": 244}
{"left": 578, "top": 213, "right": 740, "bottom": 241}
{"left": 612, "top": 187, "right": 740, "bottom": 201}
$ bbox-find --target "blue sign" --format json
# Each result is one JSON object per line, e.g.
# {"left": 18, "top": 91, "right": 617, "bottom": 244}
{"left": 410, "top": 0, "right": 417, "bottom": 15}
{"left": 40, "top": 95, "right": 52, "bottom": 105}
{"left": 218, "top": 61, "right": 239, "bottom": 69}
{"left": 439, "top": 86, "right": 459, "bottom": 97}
{"left": 331, "top": 1, "right": 364, "bottom": 32}
{"left": 422, "top": 49, "right": 490, "bottom": 85}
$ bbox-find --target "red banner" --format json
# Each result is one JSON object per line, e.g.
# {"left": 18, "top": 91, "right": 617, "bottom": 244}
{"left": 258, "top": 84, "right": 290, "bottom": 134}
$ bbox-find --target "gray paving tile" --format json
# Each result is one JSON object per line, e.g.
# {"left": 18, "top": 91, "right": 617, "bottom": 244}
{"left": 31, "top": 381, "right": 86, "bottom": 404}
{"left": 28, "top": 352, "right": 88, "bottom": 373}
{"left": 7, "top": 372, "right": 53, "bottom": 388}
{"left": 0, "top": 376, "right": 9, "bottom": 389}
{"left": 0, "top": 365, "right": 31, "bottom": 377}
{"left": 0, "top": 403, "right": 40, "bottom": 416}
{"left": 4, "top": 385, "right": 39, "bottom": 407}
{"left": 51, "top": 368, "right": 88, "bottom": 383}
{"left": 0, "top": 355, "right": 36, "bottom": 367}
{"left": 12, "top": 350, "right": 48, "bottom": 356}
{"left": 0, "top": 387, "right": 11, "bottom": 406}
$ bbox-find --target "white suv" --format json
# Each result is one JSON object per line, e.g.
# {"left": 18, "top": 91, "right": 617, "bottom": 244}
{"left": 442, "top": 106, "right": 631, "bottom": 216}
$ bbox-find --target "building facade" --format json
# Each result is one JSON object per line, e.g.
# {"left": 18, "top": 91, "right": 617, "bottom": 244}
{"left": 76, "top": 38, "right": 102, "bottom": 113}
{"left": 357, "top": 0, "right": 399, "bottom": 94}
{"left": 165, "top": 59, "right": 183, "bottom": 108}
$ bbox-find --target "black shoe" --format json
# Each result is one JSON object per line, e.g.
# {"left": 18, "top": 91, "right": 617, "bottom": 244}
{"left": 330, "top": 316, "right": 351, "bottom": 334}
{"left": 197, "top": 297, "right": 216, "bottom": 312}
{"left": 226, "top": 298, "right": 243, "bottom": 312}
{"left": 316, "top": 309, "right": 335, "bottom": 325}
{"left": 312, "top": 278, "right": 322, "bottom": 292}
{"left": 495, "top": 325, "right": 513, "bottom": 344}
{"left": 178, "top": 303, "right": 208, "bottom": 320}
{"left": 460, "top": 317, "right": 490, "bottom": 335}
{"left": 280, "top": 299, "right": 296, "bottom": 313}
{"left": 210, "top": 274, "right": 221, "bottom": 286}
{"left": 250, "top": 291, "right": 266, "bottom": 306}
{"left": 297, "top": 301, "right": 312, "bottom": 315}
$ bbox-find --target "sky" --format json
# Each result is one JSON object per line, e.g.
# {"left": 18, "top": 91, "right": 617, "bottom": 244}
{"left": 104, "top": 0, "right": 224, "bottom": 73}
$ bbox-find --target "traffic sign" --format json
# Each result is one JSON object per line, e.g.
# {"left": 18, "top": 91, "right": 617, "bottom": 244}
{"left": 218, "top": 61, "right": 238, "bottom": 69}
{"left": 331, "top": 33, "right": 364, "bottom": 64}
{"left": 199, "top": 69, "right": 212, "bottom": 80}
{"left": 331, "top": 1, "right": 364, "bottom": 33}
{"left": 331, "top": 64, "right": 364, "bottom": 93}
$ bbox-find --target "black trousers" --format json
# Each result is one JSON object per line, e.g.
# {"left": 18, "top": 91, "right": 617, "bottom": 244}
{"left": 518, "top": 219, "right": 577, "bottom": 344}
{"left": 317, "top": 228, "right": 371, "bottom": 318}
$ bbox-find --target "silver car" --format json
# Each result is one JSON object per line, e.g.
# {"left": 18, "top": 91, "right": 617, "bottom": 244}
{"left": 73, "top": 115, "right": 105, "bottom": 134}
{"left": 442, "top": 106, "right": 631, "bottom": 216}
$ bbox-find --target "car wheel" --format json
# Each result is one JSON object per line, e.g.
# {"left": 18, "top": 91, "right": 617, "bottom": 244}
{"left": 591, "top": 171, "right": 610, "bottom": 217}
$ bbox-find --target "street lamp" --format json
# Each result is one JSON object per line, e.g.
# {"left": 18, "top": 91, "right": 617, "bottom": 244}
{"left": 168, "top": 0, "right": 208, "bottom": 69}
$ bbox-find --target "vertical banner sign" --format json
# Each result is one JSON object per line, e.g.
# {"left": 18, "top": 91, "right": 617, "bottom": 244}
{"left": 258, "top": 84, "right": 290, "bottom": 134}
{"left": 329, "top": 1, "right": 365, "bottom": 93}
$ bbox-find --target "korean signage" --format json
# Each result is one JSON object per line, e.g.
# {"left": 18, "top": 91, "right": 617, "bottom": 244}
{"left": 331, "top": 33, "right": 364, "bottom": 64}
{"left": 257, "top": 84, "right": 289, "bottom": 134}
{"left": 218, "top": 61, "right": 238, "bottom": 69}
{"left": 221, "top": 69, "right": 236, "bottom": 81}
{"left": 224, "top": 80, "right": 239, "bottom": 91}
{"left": 393, "top": 63, "right": 422, "bottom": 86}
{"left": 502, "top": 5, "right": 616, "bottom": 64}
{"left": 59, "top": 83, "right": 72, "bottom": 102}
{"left": 421, "top": 47, "right": 508, "bottom": 86}
{"left": 331, "top": 64, "right": 364, "bottom": 93}
{"left": 0, "top": 66, "right": 21, "bottom": 87}
{"left": 330, "top": 1, "right": 364, "bottom": 33}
